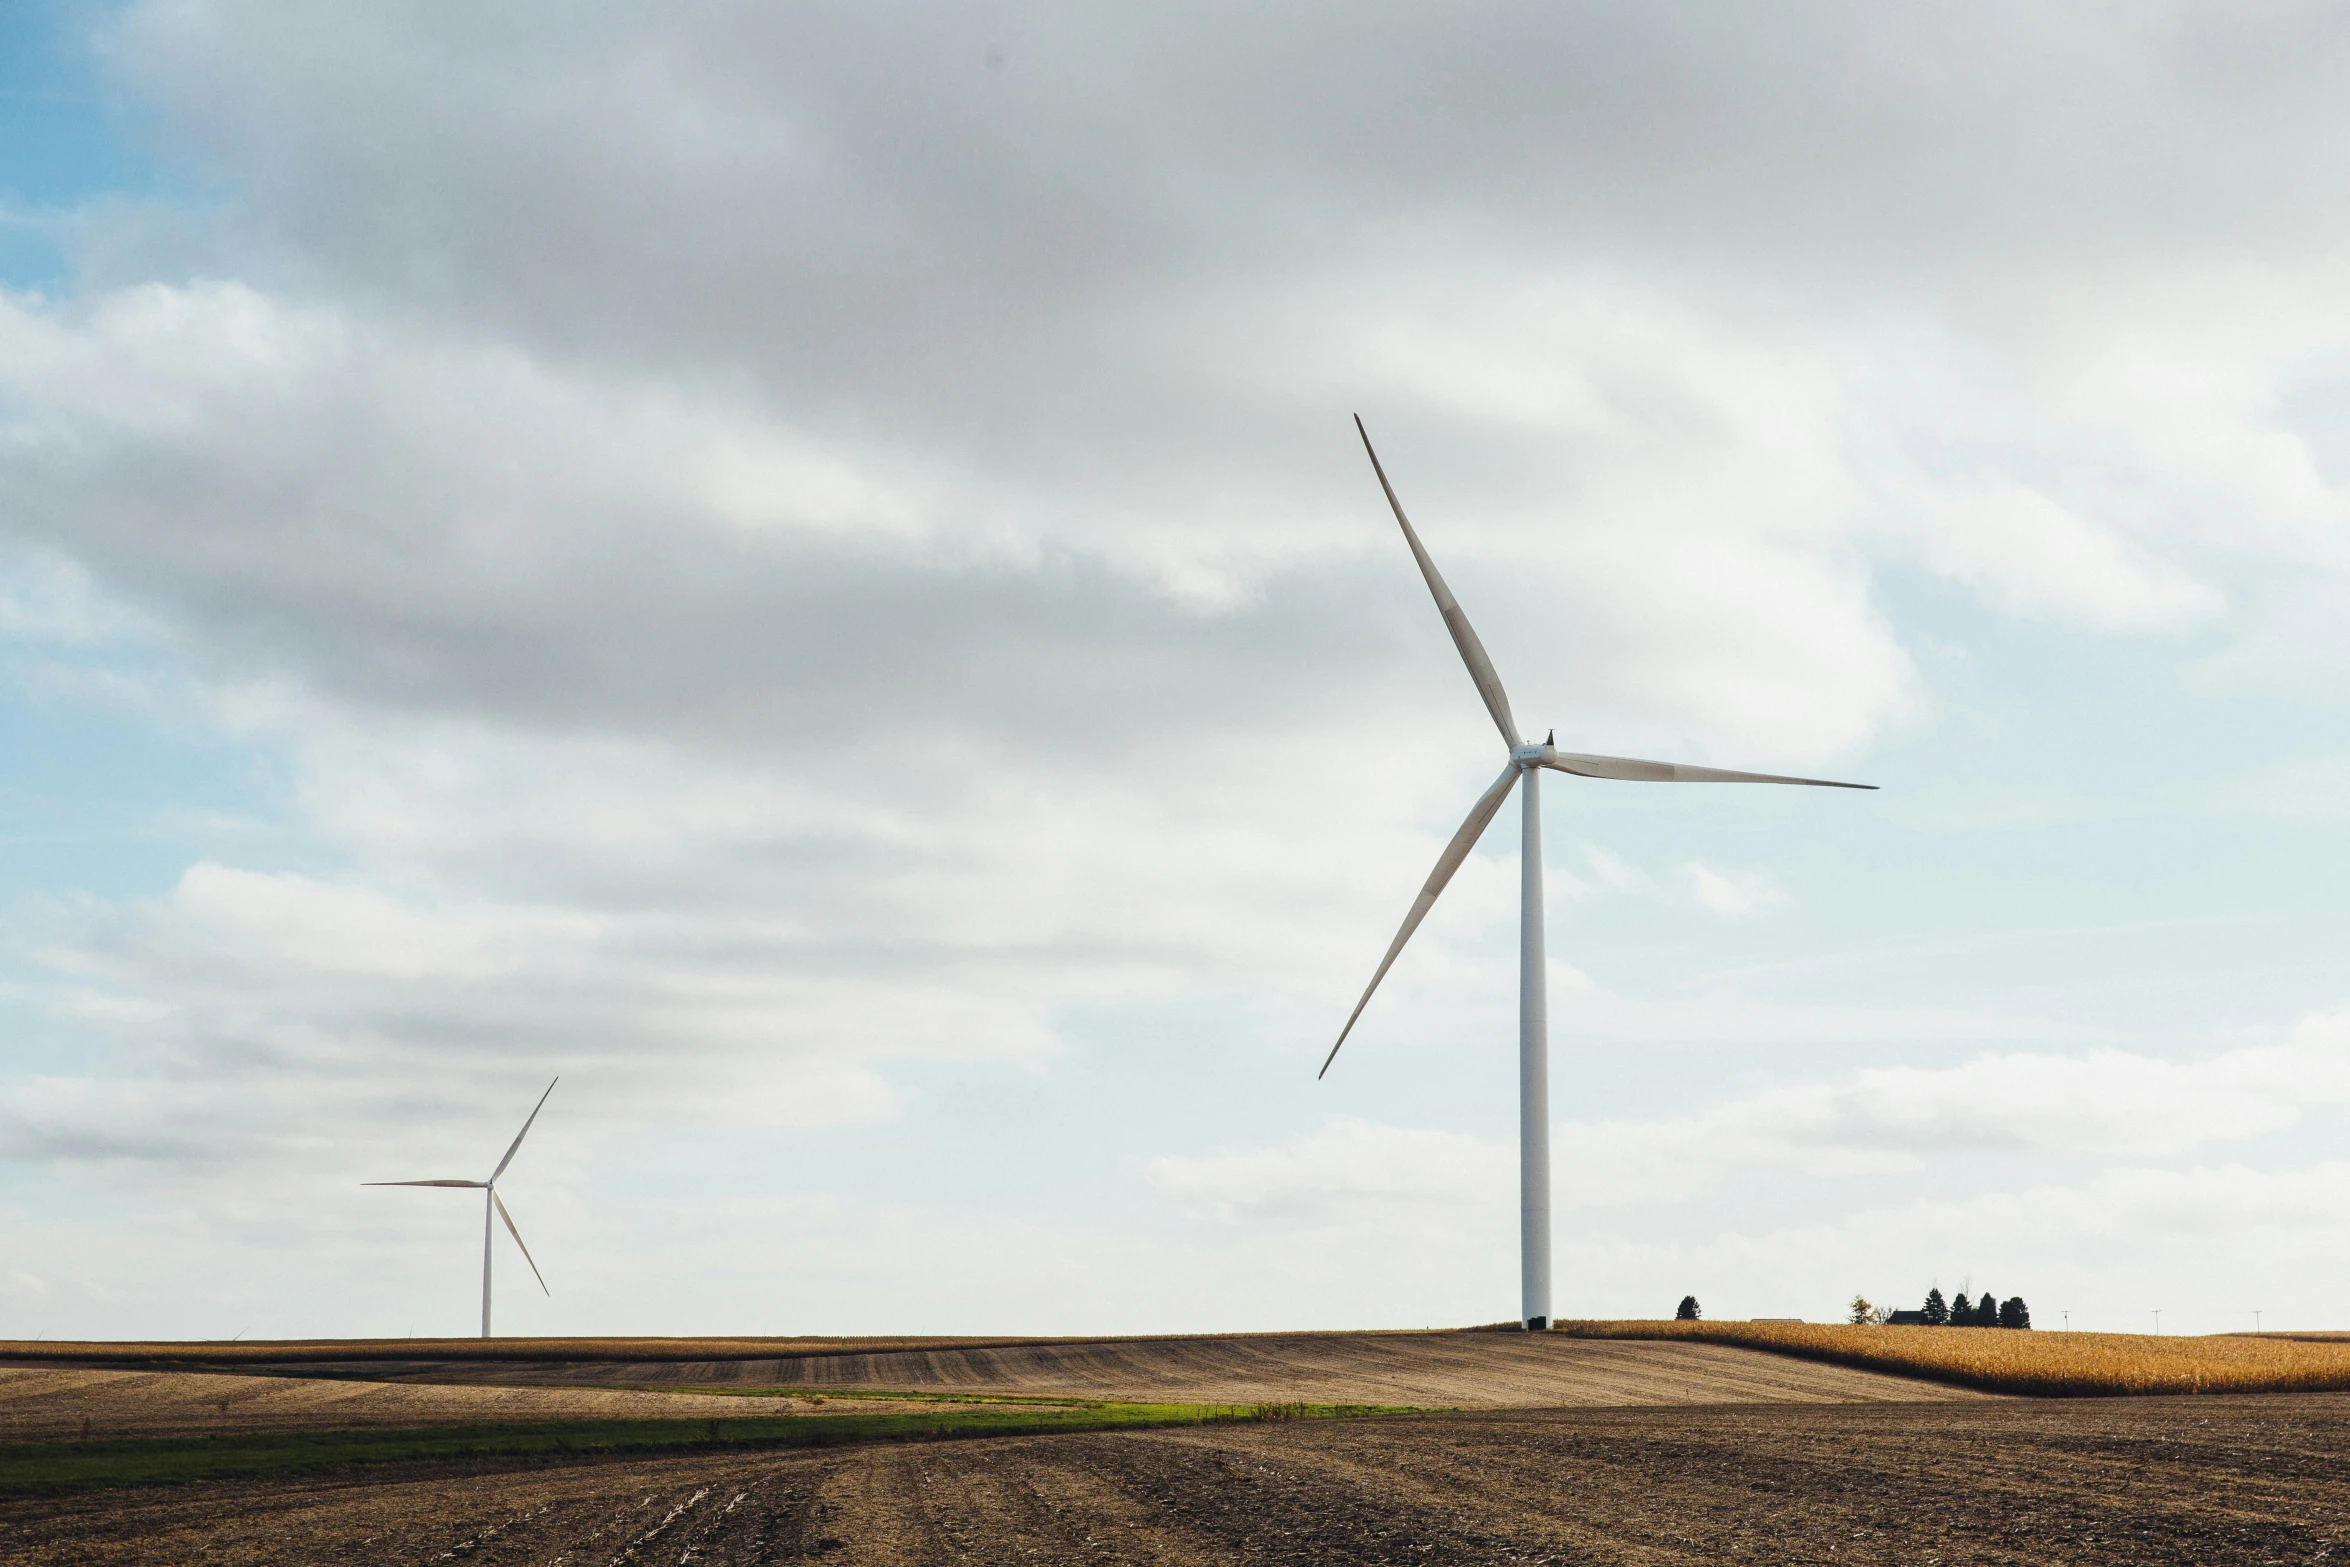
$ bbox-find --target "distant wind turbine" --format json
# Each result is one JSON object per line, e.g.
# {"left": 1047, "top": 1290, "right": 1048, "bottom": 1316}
{"left": 1323, "top": 419, "right": 1874, "bottom": 1330}
{"left": 365, "top": 1078, "right": 558, "bottom": 1338}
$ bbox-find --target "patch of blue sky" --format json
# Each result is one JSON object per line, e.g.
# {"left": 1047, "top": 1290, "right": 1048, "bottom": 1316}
{"left": 0, "top": 640, "right": 313, "bottom": 1075}
{"left": 0, "top": 660, "right": 300, "bottom": 890}
{"left": 0, "top": 0, "right": 175, "bottom": 293}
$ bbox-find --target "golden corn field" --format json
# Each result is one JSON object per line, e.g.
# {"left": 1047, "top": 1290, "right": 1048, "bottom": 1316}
{"left": 1561, "top": 1319, "right": 2350, "bottom": 1397}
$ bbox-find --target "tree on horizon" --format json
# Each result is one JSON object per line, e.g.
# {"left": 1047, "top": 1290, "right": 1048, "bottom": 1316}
{"left": 1906, "top": 1283, "right": 2029, "bottom": 1328}
{"left": 1675, "top": 1295, "right": 1701, "bottom": 1321}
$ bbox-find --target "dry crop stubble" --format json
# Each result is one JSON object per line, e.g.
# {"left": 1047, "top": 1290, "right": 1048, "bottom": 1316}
{"left": 1563, "top": 1319, "right": 2350, "bottom": 1396}
{"left": 0, "top": 1366, "right": 1028, "bottom": 1441}
{"left": 0, "top": 1337, "right": 976, "bottom": 1367}
{"left": 0, "top": 1330, "right": 1976, "bottom": 1410}
{"left": 21, "top": 1325, "right": 2312, "bottom": 1401}
{"left": 0, "top": 1330, "right": 1979, "bottom": 1496}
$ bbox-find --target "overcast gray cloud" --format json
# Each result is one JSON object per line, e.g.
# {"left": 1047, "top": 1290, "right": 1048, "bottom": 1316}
{"left": 6, "top": 0, "right": 2350, "bottom": 1336}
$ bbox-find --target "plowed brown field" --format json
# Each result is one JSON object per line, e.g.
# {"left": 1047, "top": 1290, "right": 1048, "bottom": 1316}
{"left": 0, "top": 1332, "right": 1972, "bottom": 1441}
{"left": 243, "top": 1330, "right": 1985, "bottom": 1408}
{"left": 10, "top": 1393, "right": 2348, "bottom": 1565}
{"left": 0, "top": 1366, "right": 987, "bottom": 1441}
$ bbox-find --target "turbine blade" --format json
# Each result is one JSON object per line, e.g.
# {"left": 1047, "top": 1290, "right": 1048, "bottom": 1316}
{"left": 1541, "top": 751, "right": 1876, "bottom": 789}
{"left": 363, "top": 1180, "right": 487, "bottom": 1188}
{"left": 1355, "top": 416, "right": 1521, "bottom": 749}
{"left": 1320, "top": 763, "right": 1521, "bottom": 1079}
{"left": 493, "top": 1191, "right": 550, "bottom": 1296}
{"left": 489, "top": 1077, "right": 559, "bottom": 1183}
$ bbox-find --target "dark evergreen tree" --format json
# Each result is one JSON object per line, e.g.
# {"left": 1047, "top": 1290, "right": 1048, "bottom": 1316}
{"left": 1950, "top": 1291, "right": 1972, "bottom": 1325}
{"left": 2000, "top": 1296, "right": 2031, "bottom": 1330}
{"left": 1922, "top": 1287, "right": 1948, "bottom": 1325}
{"left": 1675, "top": 1295, "right": 1701, "bottom": 1321}
{"left": 1971, "top": 1288, "right": 1997, "bottom": 1326}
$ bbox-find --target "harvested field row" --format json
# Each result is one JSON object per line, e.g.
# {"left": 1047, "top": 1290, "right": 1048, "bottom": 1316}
{"left": 8, "top": 1393, "right": 2347, "bottom": 1565}
{"left": 238, "top": 1332, "right": 1980, "bottom": 1409}
{"left": 0, "top": 1402, "right": 1349, "bottom": 1494}
{"left": 0, "top": 1367, "right": 1011, "bottom": 1441}
{"left": 1566, "top": 1318, "right": 2350, "bottom": 1396}
{"left": 0, "top": 1335, "right": 1040, "bottom": 1367}
{"left": 0, "top": 1329, "right": 1543, "bottom": 1370}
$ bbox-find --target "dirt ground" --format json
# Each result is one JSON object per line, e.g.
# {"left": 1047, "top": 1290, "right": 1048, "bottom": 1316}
{"left": 0, "top": 1334, "right": 1970, "bottom": 1440}
{"left": 276, "top": 1331, "right": 1983, "bottom": 1409}
{"left": 0, "top": 1367, "right": 994, "bottom": 1441}
{"left": 10, "top": 1392, "right": 2350, "bottom": 1565}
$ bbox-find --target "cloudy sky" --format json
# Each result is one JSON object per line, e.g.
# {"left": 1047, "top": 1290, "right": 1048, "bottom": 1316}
{"left": 6, "top": 0, "right": 2350, "bottom": 1341}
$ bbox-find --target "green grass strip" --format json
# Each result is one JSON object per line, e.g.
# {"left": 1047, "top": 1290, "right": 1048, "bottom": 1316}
{"left": 0, "top": 1402, "right": 1411, "bottom": 1495}
{"left": 646, "top": 1385, "right": 1118, "bottom": 1407}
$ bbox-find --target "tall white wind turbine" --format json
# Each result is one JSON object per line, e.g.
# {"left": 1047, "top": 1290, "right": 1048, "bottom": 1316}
{"left": 1323, "top": 420, "right": 1873, "bottom": 1330}
{"left": 366, "top": 1078, "right": 558, "bottom": 1338}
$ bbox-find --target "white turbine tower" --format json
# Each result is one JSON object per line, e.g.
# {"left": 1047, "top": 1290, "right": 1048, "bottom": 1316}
{"left": 366, "top": 1078, "right": 558, "bottom": 1338}
{"left": 1322, "top": 419, "right": 1874, "bottom": 1331}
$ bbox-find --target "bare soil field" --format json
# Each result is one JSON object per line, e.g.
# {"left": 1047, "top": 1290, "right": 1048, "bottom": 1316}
{"left": 9, "top": 1392, "right": 2348, "bottom": 1565}
{"left": 208, "top": 1330, "right": 1984, "bottom": 1409}
{"left": 0, "top": 1335, "right": 999, "bottom": 1367}
{"left": 0, "top": 1367, "right": 998, "bottom": 1442}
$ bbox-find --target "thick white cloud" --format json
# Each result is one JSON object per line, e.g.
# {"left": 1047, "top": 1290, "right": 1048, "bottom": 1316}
{"left": 0, "top": 256, "right": 1917, "bottom": 1186}
{"left": 1557, "top": 1159, "right": 2350, "bottom": 1334}
{"left": 1919, "top": 485, "right": 2223, "bottom": 632}
{"left": 1157, "top": 1009, "right": 2350, "bottom": 1217}
{"left": 1142, "top": 1013, "right": 2350, "bottom": 1330}
{"left": 1150, "top": 1115, "right": 1512, "bottom": 1225}
{"left": 1679, "top": 861, "right": 1789, "bottom": 918}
